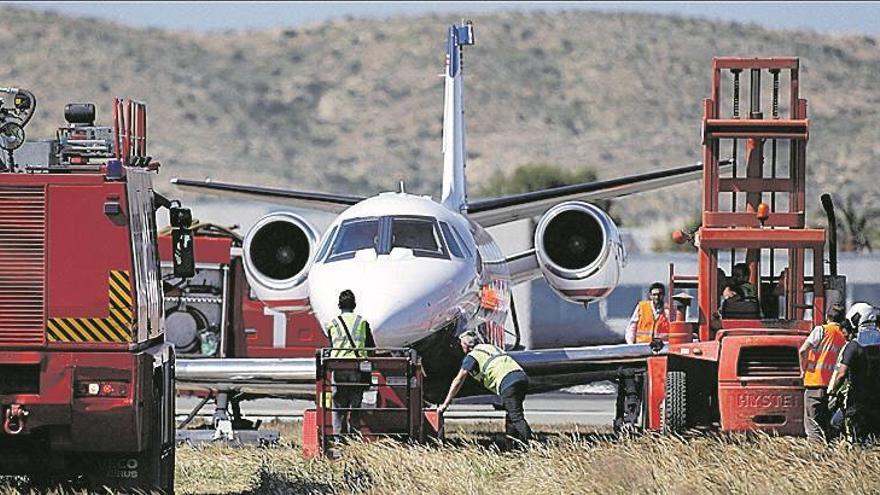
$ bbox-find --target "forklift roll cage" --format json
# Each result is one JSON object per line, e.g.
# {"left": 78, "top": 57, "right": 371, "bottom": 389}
{"left": 694, "top": 57, "right": 824, "bottom": 336}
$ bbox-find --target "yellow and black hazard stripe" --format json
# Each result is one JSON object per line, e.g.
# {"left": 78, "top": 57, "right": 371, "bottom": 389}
{"left": 47, "top": 270, "right": 134, "bottom": 343}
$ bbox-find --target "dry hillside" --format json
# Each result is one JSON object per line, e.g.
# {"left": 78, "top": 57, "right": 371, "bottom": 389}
{"left": 2, "top": 7, "right": 879, "bottom": 224}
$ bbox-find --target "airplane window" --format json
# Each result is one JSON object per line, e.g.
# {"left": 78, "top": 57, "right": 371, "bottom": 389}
{"left": 315, "top": 225, "right": 338, "bottom": 262}
{"left": 391, "top": 217, "right": 447, "bottom": 258}
{"left": 440, "top": 222, "right": 465, "bottom": 258}
{"left": 451, "top": 225, "right": 473, "bottom": 257}
{"left": 329, "top": 218, "right": 379, "bottom": 258}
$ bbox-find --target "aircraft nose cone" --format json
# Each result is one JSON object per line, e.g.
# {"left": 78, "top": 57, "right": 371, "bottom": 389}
{"left": 310, "top": 256, "right": 470, "bottom": 347}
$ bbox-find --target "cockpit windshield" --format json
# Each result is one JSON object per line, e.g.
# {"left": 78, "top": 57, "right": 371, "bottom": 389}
{"left": 391, "top": 217, "right": 443, "bottom": 255}
{"left": 328, "top": 218, "right": 379, "bottom": 259}
{"left": 324, "top": 215, "right": 450, "bottom": 262}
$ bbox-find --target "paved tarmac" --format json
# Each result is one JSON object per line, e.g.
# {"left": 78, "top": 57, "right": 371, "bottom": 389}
{"left": 177, "top": 391, "right": 617, "bottom": 426}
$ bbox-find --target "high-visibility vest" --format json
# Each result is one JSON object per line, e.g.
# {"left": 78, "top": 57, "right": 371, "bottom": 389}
{"left": 326, "top": 313, "right": 369, "bottom": 358}
{"left": 804, "top": 323, "right": 846, "bottom": 388}
{"left": 636, "top": 300, "right": 670, "bottom": 343}
{"left": 467, "top": 344, "right": 524, "bottom": 394}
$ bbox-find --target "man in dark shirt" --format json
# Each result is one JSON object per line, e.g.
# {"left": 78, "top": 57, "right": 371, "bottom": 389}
{"left": 827, "top": 302, "right": 880, "bottom": 443}
{"left": 732, "top": 263, "right": 757, "bottom": 300}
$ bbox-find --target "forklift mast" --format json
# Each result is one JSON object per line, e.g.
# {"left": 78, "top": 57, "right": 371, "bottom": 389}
{"left": 694, "top": 58, "right": 826, "bottom": 339}
{"left": 649, "top": 58, "right": 836, "bottom": 435}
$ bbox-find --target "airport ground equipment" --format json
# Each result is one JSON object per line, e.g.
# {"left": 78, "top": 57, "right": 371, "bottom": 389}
{"left": 159, "top": 228, "right": 328, "bottom": 443}
{"left": 159, "top": 227, "right": 328, "bottom": 362}
{"left": 645, "top": 58, "right": 838, "bottom": 435}
{"left": 302, "top": 348, "right": 442, "bottom": 458}
{"left": 0, "top": 92, "right": 193, "bottom": 492}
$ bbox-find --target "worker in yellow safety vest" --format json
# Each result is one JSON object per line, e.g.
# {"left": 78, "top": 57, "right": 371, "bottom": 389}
{"left": 617, "top": 282, "right": 674, "bottom": 432}
{"left": 438, "top": 331, "right": 532, "bottom": 444}
{"left": 799, "top": 303, "right": 846, "bottom": 441}
{"left": 324, "top": 290, "right": 375, "bottom": 439}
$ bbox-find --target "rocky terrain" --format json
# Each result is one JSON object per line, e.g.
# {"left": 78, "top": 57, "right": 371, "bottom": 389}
{"left": 2, "top": 7, "right": 878, "bottom": 225}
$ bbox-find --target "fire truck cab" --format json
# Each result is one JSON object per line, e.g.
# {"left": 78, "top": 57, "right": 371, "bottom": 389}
{"left": 0, "top": 89, "right": 189, "bottom": 492}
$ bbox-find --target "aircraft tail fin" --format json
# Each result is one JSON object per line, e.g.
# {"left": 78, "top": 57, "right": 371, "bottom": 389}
{"left": 440, "top": 22, "right": 474, "bottom": 213}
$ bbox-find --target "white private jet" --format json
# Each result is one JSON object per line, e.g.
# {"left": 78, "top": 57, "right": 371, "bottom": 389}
{"left": 172, "top": 22, "right": 728, "bottom": 400}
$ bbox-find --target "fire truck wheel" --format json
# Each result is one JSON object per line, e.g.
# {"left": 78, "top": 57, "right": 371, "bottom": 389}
{"left": 662, "top": 370, "right": 688, "bottom": 434}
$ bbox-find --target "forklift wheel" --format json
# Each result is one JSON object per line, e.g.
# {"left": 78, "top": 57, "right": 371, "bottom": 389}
{"left": 662, "top": 370, "right": 688, "bottom": 434}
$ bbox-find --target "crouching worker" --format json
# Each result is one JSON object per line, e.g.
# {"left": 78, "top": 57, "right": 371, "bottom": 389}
{"left": 438, "top": 331, "right": 533, "bottom": 444}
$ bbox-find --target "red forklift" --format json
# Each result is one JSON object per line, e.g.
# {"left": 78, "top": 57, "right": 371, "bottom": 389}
{"left": 644, "top": 58, "right": 844, "bottom": 434}
{"left": 0, "top": 89, "right": 193, "bottom": 491}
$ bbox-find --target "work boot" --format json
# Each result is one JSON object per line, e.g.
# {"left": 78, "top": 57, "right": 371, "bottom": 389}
{"left": 616, "top": 422, "right": 639, "bottom": 438}
{"left": 326, "top": 447, "right": 344, "bottom": 461}
{"left": 502, "top": 434, "right": 529, "bottom": 452}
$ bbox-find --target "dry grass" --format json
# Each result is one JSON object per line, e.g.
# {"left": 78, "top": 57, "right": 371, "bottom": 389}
{"left": 176, "top": 421, "right": 880, "bottom": 494}
{"left": 2, "top": 421, "right": 879, "bottom": 494}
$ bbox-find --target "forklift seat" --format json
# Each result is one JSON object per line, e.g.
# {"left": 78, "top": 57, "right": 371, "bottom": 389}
{"left": 721, "top": 297, "right": 762, "bottom": 319}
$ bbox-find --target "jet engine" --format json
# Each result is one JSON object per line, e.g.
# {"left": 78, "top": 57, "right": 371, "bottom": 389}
{"left": 243, "top": 212, "right": 319, "bottom": 305}
{"left": 534, "top": 201, "right": 626, "bottom": 303}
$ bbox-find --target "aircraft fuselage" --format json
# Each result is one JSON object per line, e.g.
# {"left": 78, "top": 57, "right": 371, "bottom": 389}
{"left": 308, "top": 192, "right": 510, "bottom": 351}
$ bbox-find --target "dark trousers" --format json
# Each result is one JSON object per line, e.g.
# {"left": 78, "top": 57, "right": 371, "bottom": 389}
{"left": 804, "top": 388, "right": 830, "bottom": 441}
{"left": 331, "top": 370, "right": 365, "bottom": 436}
{"left": 830, "top": 407, "right": 845, "bottom": 437}
{"left": 845, "top": 408, "right": 880, "bottom": 444}
{"left": 615, "top": 374, "right": 643, "bottom": 430}
{"left": 500, "top": 379, "right": 532, "bottom": 443}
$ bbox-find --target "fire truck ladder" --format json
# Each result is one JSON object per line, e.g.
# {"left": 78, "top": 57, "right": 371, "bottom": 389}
{"left": 113, "top": 97, "right": 148, "bottom": 165}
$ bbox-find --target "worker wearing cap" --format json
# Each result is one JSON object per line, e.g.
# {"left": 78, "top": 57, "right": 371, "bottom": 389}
{"left": 799, "top": 303, "right": 846, "bottom": 441}
{"left": 325, "top": 290, "right": 375, "bottom": 438}
{"left": 438, "top": 331, "right": 532, "bottom": 444}
{"left": 827, "top": 302, "right": 880, "bottom": 444}
{"left": 618, "top": 282, "right": 673, "bottom": 432}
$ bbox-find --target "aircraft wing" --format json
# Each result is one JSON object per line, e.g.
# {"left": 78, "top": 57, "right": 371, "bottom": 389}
{"left": 175, "top": 357, "right": 317, "bottom": 399}
{"left": 509, "top": 343, "right": 665, "bottom": 394}
{"left": 506, "top": 249, "right": 540, "bottom": 285}
{"left": 177, "top": 345, "right": 667, "bottom": 401}
{"left": 170, "top": 178, "right": 365, "bottom": 214}
{"left": 467, "top": 160, "right": 733, "bottom": 227}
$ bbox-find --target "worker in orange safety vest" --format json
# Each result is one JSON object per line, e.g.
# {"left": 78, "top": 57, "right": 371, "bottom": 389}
{"left": 799, "top": 303, "right": 846, "bottom": 441}
{"left": 625, "top": 282, "right": 674, "bottom": 344}
{"left": 616, "top": 282, "right": 675, "bottom": 432}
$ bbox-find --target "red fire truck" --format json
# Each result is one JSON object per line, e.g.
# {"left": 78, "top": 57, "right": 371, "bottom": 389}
{"left": 0, "top": 89, "right": 191, "bottom": 492}
{"left": 644, "top": 58, "right": 844, "bottom": 434}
